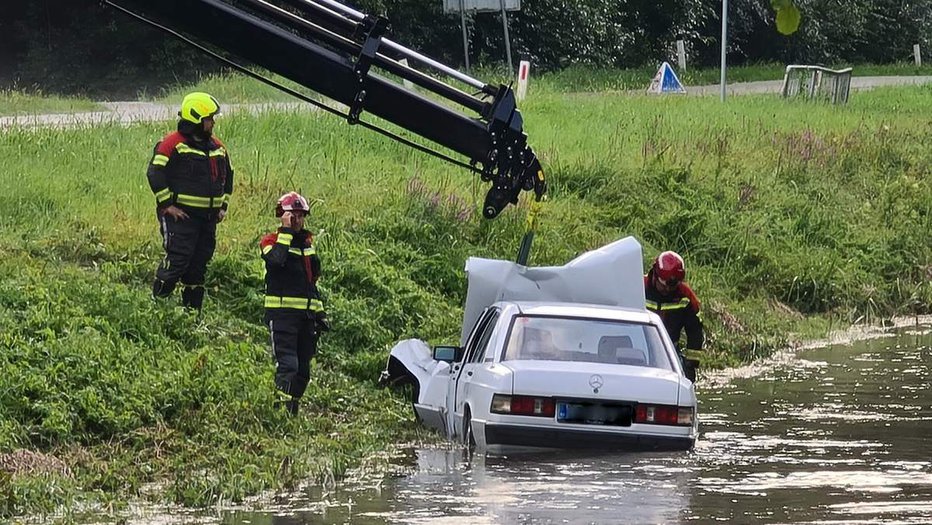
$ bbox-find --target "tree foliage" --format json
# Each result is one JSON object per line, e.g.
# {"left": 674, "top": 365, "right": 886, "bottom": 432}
{"left": 1, "top": 0, "right": 931, "bottom": 96}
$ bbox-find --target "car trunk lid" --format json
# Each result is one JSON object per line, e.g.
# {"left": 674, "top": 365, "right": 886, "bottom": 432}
{"left": 504, "top": 360, "right": 681, "bottom": 405}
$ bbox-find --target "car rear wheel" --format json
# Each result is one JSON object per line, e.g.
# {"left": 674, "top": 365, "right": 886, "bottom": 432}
{"left": 462, "top": 408, "right": 476, "bottom": 451}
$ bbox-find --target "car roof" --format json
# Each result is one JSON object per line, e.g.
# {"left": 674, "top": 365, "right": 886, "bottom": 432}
{"left": 499, "top": 301, "right": 655, "bottom": 324}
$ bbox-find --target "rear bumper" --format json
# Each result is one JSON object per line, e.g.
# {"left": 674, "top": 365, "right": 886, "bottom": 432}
{"left": 484, "top": 423, "right": 694, "bottom": 451}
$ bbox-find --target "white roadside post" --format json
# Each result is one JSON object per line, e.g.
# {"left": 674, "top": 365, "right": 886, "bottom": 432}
{"left": 516, "top": 60, "right": 530, "bottom": 101}
{"left": 720, "top": 0, "right": 728, "bottom": 102}
{"left": 400, "top": 59, "right": 414, "bottom": 89}
{"left": 676, "top": 40, "right": 687, "bottom": 71}
{"left": 915, "top": 44, "right": 922, "bottom": 66}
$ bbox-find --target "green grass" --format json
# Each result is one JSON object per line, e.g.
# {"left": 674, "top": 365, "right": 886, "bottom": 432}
{"left": 0, "top": 89, "right": 101, "bottom": 116}
{"left": 157, "top": 62, "right": 932, "bottom": 107}
{"left": 1, "top": 78, "right": 930, "bottom": 518}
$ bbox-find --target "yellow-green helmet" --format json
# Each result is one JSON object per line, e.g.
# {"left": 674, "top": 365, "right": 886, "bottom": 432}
{"left": 179, "top": 92, "right": 221, "bottom": 124}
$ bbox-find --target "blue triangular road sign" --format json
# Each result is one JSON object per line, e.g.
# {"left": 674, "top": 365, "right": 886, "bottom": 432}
{"left": 647, "top": 62, "right": 686, "bottom": 94}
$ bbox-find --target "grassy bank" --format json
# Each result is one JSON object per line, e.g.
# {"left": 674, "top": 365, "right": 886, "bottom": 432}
{"left": 1, "top": 78, "right": 930, "bottom": 519}
{"left": 0, "top": 90, "right": 101, "bottom": 117}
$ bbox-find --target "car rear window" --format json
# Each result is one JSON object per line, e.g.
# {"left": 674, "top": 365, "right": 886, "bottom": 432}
{"left": 502, "top": 315, "right": 675, "bottom": 371}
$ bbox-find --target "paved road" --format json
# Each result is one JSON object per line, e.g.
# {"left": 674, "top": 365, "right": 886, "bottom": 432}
{"left": 3, "top": 76, "right": 931, "bottom": 130}
{"left": 687, "top": 74, "right": 932, "bottom": 96}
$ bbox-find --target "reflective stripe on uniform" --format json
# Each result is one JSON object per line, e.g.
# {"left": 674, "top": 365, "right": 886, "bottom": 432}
{"left": 276, "top": 233, "right": 293, "bottom": 245}
{"left": 262, "top": 244, "right": 274, "bottom": 255}
{"left": 659, "top": 297, "right": 692, "bottom": 311}
{"left": 174, "top": 143, "right": 227, "bottom": 158}
{"left": 152, "top": 154, "right": 170, "bottom": 166}
{"left": 222, "top": 193, "right": 231, "bottom": 205}
{"left": 154, "top": 188, "right": 173, "bottom": 204}
{"left": 175, "top": 143, "right": 207, "bottom": 156}
{"left": 645, "top": 297, "right": 691, "bottom": 311}
{"left": 264, "top": 296, "right": 325, "bottom": 311}
{"left": 175, "top": 193, "right": 224, "bottom": 208}
{"left": 288, "top": 247, "right": 317, "bottom": 256}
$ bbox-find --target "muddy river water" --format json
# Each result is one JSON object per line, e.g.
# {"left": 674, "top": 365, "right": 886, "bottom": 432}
{"left": 147, "top": 324, "right": 932, "bottom": 524}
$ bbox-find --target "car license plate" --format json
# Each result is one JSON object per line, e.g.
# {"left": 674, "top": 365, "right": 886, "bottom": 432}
{"left": 557, "top": 402, "right": 632, "bottom": 426}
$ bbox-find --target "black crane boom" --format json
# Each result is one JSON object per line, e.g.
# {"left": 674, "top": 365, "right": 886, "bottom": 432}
{"left": 105, "top": 0, "right": 546, "bottom": 220}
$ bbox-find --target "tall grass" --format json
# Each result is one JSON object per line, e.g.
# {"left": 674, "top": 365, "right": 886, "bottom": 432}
{"left": 0, "top": 80, "right": 930, "bottom": 517}
{"left": 0, "top": 89, "right": 101, "bottom": 116}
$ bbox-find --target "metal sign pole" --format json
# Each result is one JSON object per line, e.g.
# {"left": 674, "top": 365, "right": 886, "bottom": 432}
{"left": 460, "top": 0, "right": 470, "bottom": 72}
{"left": 499, "top": 0, "right": 514, "bottom": 71}
{"left": 720, "top": 0, "right": 728, "bottom": 102}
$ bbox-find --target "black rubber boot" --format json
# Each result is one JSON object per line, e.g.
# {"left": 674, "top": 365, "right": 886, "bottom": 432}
{"left": 152, "top": 278, "right": 176, "bottom": 298}
{"left": 181, "top": 285, "right": 205, "bottom": 310}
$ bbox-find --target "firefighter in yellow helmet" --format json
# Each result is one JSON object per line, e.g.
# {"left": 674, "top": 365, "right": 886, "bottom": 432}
{"left": 260, "top": 192, "right": 329, "bottom": 415}
{"left": 148, "top": 92, "right": 234, "bottom": 310}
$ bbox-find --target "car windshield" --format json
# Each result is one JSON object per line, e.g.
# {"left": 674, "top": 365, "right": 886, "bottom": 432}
{"left": 502, "top": 315, "right": 675, "bottom": 371}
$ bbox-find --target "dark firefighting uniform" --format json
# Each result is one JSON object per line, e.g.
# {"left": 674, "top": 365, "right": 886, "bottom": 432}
{"left": 260, "top": 227, "right": 326, "bottom": 399}
{"left": 147, "top": 122, "right": 233, "bottom": 309}
{"left": 644, "top": 272, "right": 704, "bottom": 353}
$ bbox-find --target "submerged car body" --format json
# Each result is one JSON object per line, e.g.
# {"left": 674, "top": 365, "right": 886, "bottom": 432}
{"left": 381, "top": 237, "right": 699, "bottom": 452}
{"left": 383, "top": 301, "right": 698, "bottom": 452}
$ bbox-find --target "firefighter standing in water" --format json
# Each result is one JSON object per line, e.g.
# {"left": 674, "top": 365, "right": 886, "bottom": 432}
{"left": 260, "top": 192, "right": 328, "bottom": 415}
{"left": 645, "top": 251, "right": 703, "bottom": 378}
{"left": 148, "top": 92, "right": 233, "bottom": 310}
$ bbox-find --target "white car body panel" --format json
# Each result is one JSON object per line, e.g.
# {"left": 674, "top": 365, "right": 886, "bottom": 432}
{"left": 382, "top": 237, "right": 699, "bottom": 452}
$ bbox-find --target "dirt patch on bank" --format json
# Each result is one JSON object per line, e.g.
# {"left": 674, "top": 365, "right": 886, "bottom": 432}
{"left": 0, "top": 449, "right": 71, "bottom": 478}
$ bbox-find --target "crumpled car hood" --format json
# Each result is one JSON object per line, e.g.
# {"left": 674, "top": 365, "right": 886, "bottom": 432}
{"left": 461, "top": 236, "right": 646, "bottom": 345}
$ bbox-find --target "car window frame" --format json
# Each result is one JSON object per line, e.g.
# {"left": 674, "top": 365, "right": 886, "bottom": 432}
{"left": 462, "top": 307, "right": 499, "bottom": 364}
{"left": 499, "top": 313, "right": 677, "bottom": 370}
{"left": 470, "top": 310, "right": 500, "bottom": 364}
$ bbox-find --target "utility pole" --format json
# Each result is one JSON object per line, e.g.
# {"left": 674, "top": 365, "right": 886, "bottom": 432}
{"left": 499, "top": 0, "right": 514, "bottom": 71}
{"left": 459, "top": 0, "right": 470, "bottom": 72}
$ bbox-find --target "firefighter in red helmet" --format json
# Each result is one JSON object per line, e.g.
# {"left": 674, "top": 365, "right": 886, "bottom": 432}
{"left": 260, "top": 191, "right": 328, "bottom": 415}
{"left": 645, "top": 251, "right": 703, "bottom": 377}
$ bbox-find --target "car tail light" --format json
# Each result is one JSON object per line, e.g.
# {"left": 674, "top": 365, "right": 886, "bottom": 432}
{"left": 635, "top": 404, "right": 693, "bottom": 426}
{"left": 490, "top": 394, "right": 555, "bottom": 417}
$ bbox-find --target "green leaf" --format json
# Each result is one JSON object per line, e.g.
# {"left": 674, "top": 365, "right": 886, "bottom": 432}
{"left": 776, "top": 4, "right": 801, "bottom": 35}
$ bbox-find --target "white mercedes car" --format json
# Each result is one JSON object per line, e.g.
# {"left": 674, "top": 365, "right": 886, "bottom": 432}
{"left": 380, "top": 237, "right": 699, "bottom": 452}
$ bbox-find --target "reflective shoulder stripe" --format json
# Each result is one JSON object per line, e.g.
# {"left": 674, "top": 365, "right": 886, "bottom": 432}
{"left": 209, "top": 148, "right": 226, "bottom": 157}
{"left": 176, "top": 143, "right": 207, "bottom": 156}
{"left": 645, "top": 300, "right": 659, "bottom": 310}
{"left": 152, "top": 154, "right": 170, "bottom": 167}
{"left": 262, "top": 244, "right": 274, "bottom": 255}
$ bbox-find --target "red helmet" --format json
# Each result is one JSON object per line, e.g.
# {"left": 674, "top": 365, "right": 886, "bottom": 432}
{"left": 653, "top": 251, "right": 685, "bottom": 284}
{"left": 275, "top": 191, "right": 309, "bottom": 217}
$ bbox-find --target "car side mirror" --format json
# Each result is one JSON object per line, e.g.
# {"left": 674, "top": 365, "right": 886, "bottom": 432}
{"left": 433, "top": 345, "right": 462, "bottom": 363}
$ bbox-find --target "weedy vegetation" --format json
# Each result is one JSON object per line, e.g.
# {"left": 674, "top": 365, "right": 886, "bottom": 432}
{"left": 0, "top": 72, "right": 930, "bottom": 519}
{"left": 0, "top": 89, "right": 101, "bottom": 117}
